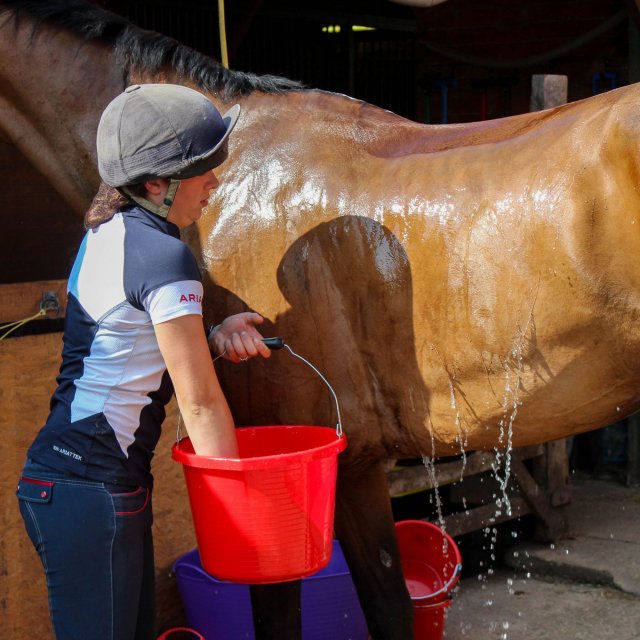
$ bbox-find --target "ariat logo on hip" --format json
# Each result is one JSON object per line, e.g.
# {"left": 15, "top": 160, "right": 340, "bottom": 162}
{"left": 52, "top": 444, "right": 83, "bottom": 461}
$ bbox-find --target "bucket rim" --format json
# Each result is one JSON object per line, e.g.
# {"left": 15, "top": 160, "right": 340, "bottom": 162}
{"left": 172, "top": 425, "right": 347, "bottom": 471}
{"left": 156, "top": 628, "right": 205, "bottom": 640}
{"left": 412, "top": 594, "right": 453, "bottom": 609}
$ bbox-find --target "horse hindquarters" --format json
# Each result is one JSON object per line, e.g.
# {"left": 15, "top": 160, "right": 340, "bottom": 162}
{"left": 335, "top": 462, "right": 413, "bottom": 640}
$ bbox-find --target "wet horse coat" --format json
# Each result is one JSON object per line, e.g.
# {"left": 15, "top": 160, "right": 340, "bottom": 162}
{"left": 3, "top": 1, "right": 640, "bottom": 638}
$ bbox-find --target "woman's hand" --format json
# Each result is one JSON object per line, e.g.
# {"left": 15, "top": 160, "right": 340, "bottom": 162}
{"left": 209, "top": 312, "right": 272, "bottom": 363}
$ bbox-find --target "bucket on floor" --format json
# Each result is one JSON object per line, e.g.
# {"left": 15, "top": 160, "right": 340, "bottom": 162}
{"left": 412, "top": 597, "right": 452, "bottom": 640}
{"left": 395, "top": 520, "right": 462, "bottom": 639}
{"left": 173, "top": 540, "right": 369, "bottom": 640}
{"left": 157, "top": 628, "right": 205, "bottom": 640}
{"left": 172, "top": 425, "right": 347, "bottom": 584}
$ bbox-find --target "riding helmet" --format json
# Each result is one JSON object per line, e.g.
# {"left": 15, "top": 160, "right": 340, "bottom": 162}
{"left": 96, "top": 83, "right": 240, "bottom": 187}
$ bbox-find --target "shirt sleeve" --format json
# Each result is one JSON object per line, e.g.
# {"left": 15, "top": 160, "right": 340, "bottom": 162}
{"left": 143, "top": 280, "right": 204, "bottom": 324}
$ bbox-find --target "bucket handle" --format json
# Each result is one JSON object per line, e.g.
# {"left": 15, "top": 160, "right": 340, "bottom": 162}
{"left": 280, "top": 342, "right": 343, "bottom": 439}
{"left": 176, "top": 338, "right": 343, "bottom": 444}
{"left": 410, "top": 562, "right": 462, "bottom": 603}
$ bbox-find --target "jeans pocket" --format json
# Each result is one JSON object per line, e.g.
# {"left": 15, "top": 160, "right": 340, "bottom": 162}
{"left": 17, "top": 476, "right": 55, "bottom": 503}
{"left": 17, "top": 477, "right": 55, "bottom": 551}
{"left": 108, "top": 486, "right": 150, "bottom": 517}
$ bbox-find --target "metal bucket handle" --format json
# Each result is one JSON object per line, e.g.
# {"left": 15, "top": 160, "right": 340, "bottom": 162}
{"left": 410, "top": 562, "right": 462, "bottom": 603}
{"left": 176, "top": 337, "right": 343, "bottom": 444}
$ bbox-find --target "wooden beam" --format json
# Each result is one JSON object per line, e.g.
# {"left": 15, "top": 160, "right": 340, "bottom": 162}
{"left": 437, "top": 496, "right": 531, "bottom": 538}
{"left": 511, "top": 457, "right": 566, "bottom": 541}
{"left": 0, "top": 280, "right": 67, "bottom": 324}
{"left": 387, "top": 445, "right": 543, "bottom": 497}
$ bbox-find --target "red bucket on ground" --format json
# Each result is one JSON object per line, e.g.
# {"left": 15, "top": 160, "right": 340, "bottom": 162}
{"left": 172, "top": 425, "right": 347, "bottom": 584}
{"left": 157, "top": 629, "right": 205, "bottom": 640}
{"left": 395, "top": 520, "right": 462, "bottom": 640}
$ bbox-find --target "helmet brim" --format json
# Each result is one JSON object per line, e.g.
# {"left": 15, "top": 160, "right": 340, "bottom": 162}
{"left": 171, "top": 103, "right": 241, "bottom": 179}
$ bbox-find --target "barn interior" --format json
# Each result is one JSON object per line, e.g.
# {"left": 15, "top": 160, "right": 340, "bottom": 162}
{"left": 2, "top": 0, "right": 640, "bottom": 637}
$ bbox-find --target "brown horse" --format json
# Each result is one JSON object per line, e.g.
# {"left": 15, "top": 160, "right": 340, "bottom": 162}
{"left": 3, "top": 1, "right": 640, "bottom": 638}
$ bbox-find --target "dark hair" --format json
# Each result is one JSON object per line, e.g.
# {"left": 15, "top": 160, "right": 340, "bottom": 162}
{"left": 84, "top": 181, "right": 146, "bottom": 229}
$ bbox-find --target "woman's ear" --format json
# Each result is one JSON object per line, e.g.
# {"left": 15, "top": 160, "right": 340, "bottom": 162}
{"left": 144, "top": 178, "right": 169, "bottom": 196}
{"left": 143, "top": 178, "right": 170, "bottom": 204}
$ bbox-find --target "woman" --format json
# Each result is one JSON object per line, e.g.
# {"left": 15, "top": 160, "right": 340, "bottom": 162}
{"left": 17, "top": 83, "right": 270, "bottom": 639}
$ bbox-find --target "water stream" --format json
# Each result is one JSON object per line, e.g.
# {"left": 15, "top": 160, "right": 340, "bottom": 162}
{"left": 423, "top": 312, "right": 534, "bottom": 638}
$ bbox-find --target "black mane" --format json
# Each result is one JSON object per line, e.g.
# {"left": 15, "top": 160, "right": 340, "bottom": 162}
{"left": 0, "top": 0, "right": 304, "bottom": 98}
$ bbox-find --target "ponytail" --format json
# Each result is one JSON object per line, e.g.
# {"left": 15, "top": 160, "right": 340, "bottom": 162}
{"left": 84, "top": 182, "right": 146, "bottom": 229}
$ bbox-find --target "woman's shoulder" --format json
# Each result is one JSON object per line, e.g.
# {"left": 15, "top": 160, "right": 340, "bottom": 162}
{"left": 122, "top": 210, "right": 201, "bottom": 297}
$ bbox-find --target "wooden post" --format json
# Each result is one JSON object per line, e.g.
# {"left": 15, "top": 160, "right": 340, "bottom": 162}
{"left": 530, "top": 75, "right": 572, "bottom": 517}
{"left": 530, "top": 74, "right": 568, "bottom": 112}
{"left": 627, "top": 414, "right": 640, "bottom": 486}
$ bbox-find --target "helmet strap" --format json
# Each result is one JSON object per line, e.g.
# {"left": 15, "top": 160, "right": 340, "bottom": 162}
{"left": 120, "top": 179, "right": 181, "bottom": 219}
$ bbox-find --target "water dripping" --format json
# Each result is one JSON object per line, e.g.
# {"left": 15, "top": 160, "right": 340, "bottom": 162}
{"left": 422, "top": 453, "right": 445, "bottom": 527}
{"left": 422, "top": 428, "right": 446, "bottom": 528}
{"left": 448, "top": 377, "right": 468, "bottom": 478}
{"left": 492, "top": 321, "right": 528, "bottom": 519}
{"left": 506, "top": 577, "right": 515, "bottom": 595}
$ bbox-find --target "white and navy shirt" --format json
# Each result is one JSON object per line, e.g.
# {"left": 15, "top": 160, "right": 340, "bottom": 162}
{"left": 28, "top": 206, "right": 203, "bottom": 487}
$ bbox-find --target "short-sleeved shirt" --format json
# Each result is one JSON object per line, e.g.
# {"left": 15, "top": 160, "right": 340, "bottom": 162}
{"left": 27, "top": 206, "right": 203, "bottom": 487}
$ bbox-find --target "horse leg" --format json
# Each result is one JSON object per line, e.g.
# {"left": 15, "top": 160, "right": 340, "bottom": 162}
{"left": 334, "top": 461, "right": 413, "bottom": 640}
{"left": 249, "top": 581, "right": 302, "bottom": 639}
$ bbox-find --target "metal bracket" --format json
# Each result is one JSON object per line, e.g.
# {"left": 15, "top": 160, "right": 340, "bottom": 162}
{"left": 40, "top": 291, "right": 61, "bottom": 318}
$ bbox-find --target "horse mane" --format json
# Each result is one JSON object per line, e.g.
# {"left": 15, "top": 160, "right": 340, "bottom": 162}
{"left": 0, "top": 0, "right": 305, "bottom": 98}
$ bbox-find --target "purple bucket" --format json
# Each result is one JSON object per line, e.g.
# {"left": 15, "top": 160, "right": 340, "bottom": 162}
{"left": 173, "top": 540, "right": 367, "bottom": 640}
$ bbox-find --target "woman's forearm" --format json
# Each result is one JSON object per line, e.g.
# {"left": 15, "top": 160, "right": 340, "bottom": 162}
{"left": 155, "top": 314, "right": 239, "bottom": 458}
{"left": 178, "top": 394, "right": 238, "bottom": 457}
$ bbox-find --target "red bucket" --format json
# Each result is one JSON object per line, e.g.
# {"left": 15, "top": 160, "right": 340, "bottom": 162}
{"left": 157, "top": 629, "right": 205, "bottom": 640}
{"left": 395, "top": 520, "right": 462, "bottom": 640}
{"left": 412, "top": 597, "right": 452, "bottom": 640}
{"left": 172, "top": 425, "right": 347, "bottom": 584}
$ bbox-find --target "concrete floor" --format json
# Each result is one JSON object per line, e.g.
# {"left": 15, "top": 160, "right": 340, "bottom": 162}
{"left": 444, "top": 473, "right": 640, "bottom": 640}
